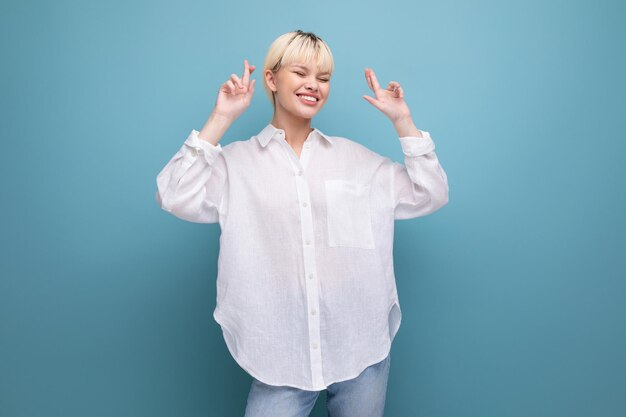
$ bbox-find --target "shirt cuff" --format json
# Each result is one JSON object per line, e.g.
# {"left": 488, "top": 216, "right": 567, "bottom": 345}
{"left": 184, "top": 129, "right": 223, "bottom": 164}
{"left": 398, "top": 130, "right": 435, "bottom": 157}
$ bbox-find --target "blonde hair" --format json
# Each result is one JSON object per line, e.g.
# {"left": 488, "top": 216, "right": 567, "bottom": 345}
{"left": 263, "top": 30, "right": 334, "bottom": 110}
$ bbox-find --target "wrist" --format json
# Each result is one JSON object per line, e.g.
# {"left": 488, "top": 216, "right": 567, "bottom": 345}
{"left": 197, "top": 110, "right": 235, "bottom": 145}
{"left": 393, "top": 115, "right": 422, "bottom": 138}
{"left": 209, "top": 109, "right": 236, "bottom": 126}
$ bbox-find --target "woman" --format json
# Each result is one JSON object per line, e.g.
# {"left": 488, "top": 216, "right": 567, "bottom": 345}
{"left": 156, "top": 30, "right": 449, "bottom": 417}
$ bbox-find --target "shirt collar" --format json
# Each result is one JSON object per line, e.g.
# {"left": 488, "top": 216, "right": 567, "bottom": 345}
{"left": 256, "top": 123, "right": 334, "bottom": 148}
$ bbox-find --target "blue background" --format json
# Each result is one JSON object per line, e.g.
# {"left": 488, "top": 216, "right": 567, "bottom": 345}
{"left": 1, "top": 0, "right": 625, "bottom": 416}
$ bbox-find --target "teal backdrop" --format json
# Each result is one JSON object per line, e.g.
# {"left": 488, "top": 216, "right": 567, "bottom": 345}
{"left": 1, "top": 0, "right": 624, "bottom": 416}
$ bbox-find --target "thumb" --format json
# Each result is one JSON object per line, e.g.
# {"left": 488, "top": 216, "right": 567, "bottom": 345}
{"left": 362, "top": 95, "right": 380, "bottom": 109}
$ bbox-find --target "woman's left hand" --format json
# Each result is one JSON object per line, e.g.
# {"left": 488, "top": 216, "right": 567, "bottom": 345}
{"left": 362, "top": 67, "right": 412, "bottom": 123}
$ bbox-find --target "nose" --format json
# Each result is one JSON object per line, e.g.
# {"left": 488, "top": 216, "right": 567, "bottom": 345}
{"left": 305, "top": 77, "right": 319, "bottom": 91}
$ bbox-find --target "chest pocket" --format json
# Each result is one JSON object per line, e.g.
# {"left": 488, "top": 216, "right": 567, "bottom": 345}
{"left": 324, "top": 179, "right": 375, "bottom": 249}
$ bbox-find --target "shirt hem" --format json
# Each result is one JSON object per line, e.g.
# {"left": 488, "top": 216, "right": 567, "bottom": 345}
{"left": 213, "top": 300, "right": 399, "bottom": 391}
{"left": 324, "top": 347, "right": 393, "bottom": 388}
{"left": 213, "top": 308, "right": 324, "bottom": 390}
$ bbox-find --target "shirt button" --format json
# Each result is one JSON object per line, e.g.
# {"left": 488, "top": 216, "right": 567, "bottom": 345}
{"left": 311, "top": 309, "right": 317, "bottom": 315}
{"left": 312, "top": 342, "right": 318, "bottom": 349}
{"left": 296, "top": 170, "right": 303, "bottom": 176}
{"left": 308, "top": 274, "right": 314, "bottom": 280}
{"left": 302, "top": 201, "right": 308, "bottom": 207}
{"left": 305, "top": 239, "right": 311, "bottom": 245}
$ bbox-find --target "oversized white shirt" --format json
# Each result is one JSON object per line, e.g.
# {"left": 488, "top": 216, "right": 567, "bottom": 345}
{"left": 155, "top": 122, "right": 449, "bottom": 390}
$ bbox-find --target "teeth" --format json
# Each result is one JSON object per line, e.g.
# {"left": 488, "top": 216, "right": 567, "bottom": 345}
{"left": 298, "top": 94, "right": 317, "bottom": 102}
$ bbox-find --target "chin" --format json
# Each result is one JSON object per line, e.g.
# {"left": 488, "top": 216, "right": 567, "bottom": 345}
{"left": 289, "top": 107, "right": 321, "bottom": 119}
{"left": 279, "top": 99, "right": 324, "bottom": 119}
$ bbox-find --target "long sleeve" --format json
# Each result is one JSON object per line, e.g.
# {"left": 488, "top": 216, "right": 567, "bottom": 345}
{"left": 155, "top": 129, "right": 228, "bottom": 224}
{"left": 391, "top": 131, "right": 449, "bottom": 220}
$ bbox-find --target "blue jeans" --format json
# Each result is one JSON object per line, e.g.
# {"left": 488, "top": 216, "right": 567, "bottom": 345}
{"left": 243, "top": 353, "right": 391, "bottom": 417}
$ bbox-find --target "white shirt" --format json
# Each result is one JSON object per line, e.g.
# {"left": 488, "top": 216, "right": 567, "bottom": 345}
{"left": 155, "top": 123, "right": 449, "bottom": 390}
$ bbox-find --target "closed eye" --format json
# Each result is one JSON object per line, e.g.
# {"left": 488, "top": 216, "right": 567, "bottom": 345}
{"left": 294, "top": 71, "right": 330, "bottom": 82}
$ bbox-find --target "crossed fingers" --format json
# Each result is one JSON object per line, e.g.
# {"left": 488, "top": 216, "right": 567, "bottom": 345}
{"left": 365, "top": 67, "right": 403, "bottom": 98}
{"left": 227, "top": 59, "right": 256, "bottom": 94}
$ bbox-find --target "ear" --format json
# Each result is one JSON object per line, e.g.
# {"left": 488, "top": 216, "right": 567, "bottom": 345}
{"left": 265, "top": 69, "right": 277, "bottom": 92}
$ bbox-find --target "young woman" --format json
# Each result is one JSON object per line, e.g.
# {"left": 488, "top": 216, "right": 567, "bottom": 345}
{"left": 156, "top": 30, "right": 449, "bottom": 417}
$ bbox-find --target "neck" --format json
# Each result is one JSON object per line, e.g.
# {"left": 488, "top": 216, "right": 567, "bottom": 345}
{"left": 270, "top": 110, "right": 314, "bottom": 148}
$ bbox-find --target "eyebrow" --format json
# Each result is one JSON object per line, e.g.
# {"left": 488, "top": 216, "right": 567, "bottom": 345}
{"left": 290, "top": 64, "right": 331, "bottom": 76}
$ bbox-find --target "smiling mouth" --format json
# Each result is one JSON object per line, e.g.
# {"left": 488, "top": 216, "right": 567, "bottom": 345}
{"left": 296, "top": 94, "right": 319, "bottom": 104}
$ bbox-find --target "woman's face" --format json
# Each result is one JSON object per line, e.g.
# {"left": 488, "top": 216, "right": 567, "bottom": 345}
{"left": 266, "top": 61, "right": 331, "bottom": 119}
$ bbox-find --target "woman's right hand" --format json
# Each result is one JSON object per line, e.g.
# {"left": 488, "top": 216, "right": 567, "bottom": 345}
{"left": 213, "top": 59, "right": 256, "bottom": 122}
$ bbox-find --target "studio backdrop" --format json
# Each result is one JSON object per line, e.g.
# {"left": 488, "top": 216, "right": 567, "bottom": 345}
{"left": 1, "top": 0, "right": 624, "bottom": 416}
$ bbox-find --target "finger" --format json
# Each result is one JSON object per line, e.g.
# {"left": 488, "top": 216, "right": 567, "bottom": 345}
{"left": 362, "top": 94, "right": 381, "bottom": 110}
{"left": 248, "top": 78, "right": 256, "bottom": 95}
{"left": 230, "top": 74, "right": 244, "bottom": 89}
{"left": 242, "top": 65, "right": 256, "bottom": 91}
{"left": 226, "top": 80, "right": 236, "bottom": 94}
{"left": 388, "top": 81, "right": 399, "bottom": 91}
{"left": 367, "top": 68, "right": 382, "bottom": 92}
{"left": 387, "top": 81, "right": 403, "bottom": 98}
{"left": 242, "top": 59, "right": 250, "bottom": 85}
{"left": 365, "top": 69, "right": 373, "bottom": 90}
{"left": 231, "top": 73, "right": 244, "bottom": 89}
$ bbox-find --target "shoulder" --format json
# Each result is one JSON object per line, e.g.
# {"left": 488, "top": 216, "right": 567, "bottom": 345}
{"left": 329, "top": 135, "right": 388, "bottom": 165}
{"left": 218, "top": 136, "right": 258, "bottom": 154}
{"left": 216, "top": 135, "right": 267, "bottom": 168}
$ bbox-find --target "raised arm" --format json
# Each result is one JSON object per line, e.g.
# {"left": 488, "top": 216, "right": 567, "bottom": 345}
{"left": 155, "top": 129, "right": 226, "bottom": 223}
{"left": 155, "top": 59, "right": 256, "bottom": 223}
{"left": 391, "top": 129, "right": 449, "bottom": 219}
{"left": 362, "top": 67, "right": 449, "bottom": 219}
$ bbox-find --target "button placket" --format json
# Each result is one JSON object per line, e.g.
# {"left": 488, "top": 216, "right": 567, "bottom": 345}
{"left": 293, "top": 166, "right": 324, "bottom": 389}
{"left": 277, "top": 129, "right": 325, "bottom": 389}
{"left": 300, "top": 139, "right": 312, "bottom": 169}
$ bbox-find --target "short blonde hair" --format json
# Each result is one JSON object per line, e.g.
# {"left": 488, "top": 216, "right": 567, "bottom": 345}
{"left": 263, "top": 30, "right": 334, "bottom": 110}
